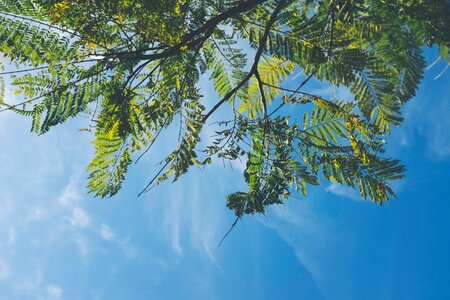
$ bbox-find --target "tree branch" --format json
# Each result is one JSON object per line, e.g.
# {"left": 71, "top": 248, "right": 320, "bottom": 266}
{"left": 106, "top": 0, "right": 269, "bottom": 62}
{"left": 218, "top": 217, "right": 239, "bottom": 247}
{"left": 202, "top": 0, "right": 288, "bottom": 123}
{"left": 267, "top": 73, "right": 314, "bottom": 117}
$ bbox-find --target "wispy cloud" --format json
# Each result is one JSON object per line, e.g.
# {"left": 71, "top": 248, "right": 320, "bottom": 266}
{"left": 14, "top": 270, "right": 63, "bottom": 300}
{"left": 142, "top": 162, "right": 232, "bottom": 268}
{"left": 45, "top": 285, "right": 63, "bottom": 300}
{"left": 57, "top": 178, "right": 92, "bottom": 229}
{"left": 7, "top": 227, "right": 16, "bottom": 245}
{"left": 163, "top": 193, "right": 183, "bottom": 257}
{"left": 100, "top": 223, "right": 115, "bottom": 241}
{"left": 98, "top": 223, "right": 138, "bottom": 260}
{"left": 327, "top": 182, "right": 362, "bottom": 202}
{"left": 261, "top": 201, "right": 331, "bottom": 280}
{"left": 67, "top": 207, "right": 91, "bottom": 228}
{"left": 399, "top": 74, "right": 450, "bottom": 160}
{"left": 307, "top": 84, "right": 353, "bottom": 101}
{"left": 13, "top": 270, "right": 44, "bottom": 296}
{"left": 258, "top": 194, "right": 345, "bottom": 299}
{"left": 0, "top": 259, "right": 10, "bottom": 280}
{"left": 58, "top": 179, "right": 82, "bottom": 208}
{"left": 73, "top": 235, "right": 91, "bottom": 260}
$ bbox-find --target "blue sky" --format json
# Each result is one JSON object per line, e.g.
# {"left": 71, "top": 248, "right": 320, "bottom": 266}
{"left": 0, "top": 48, "right": 449, "bottom": 300}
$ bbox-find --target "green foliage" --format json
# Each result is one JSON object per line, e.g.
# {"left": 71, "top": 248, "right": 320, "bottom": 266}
{"left": 0, "top": 0, "right": 449, "bottom": 218}
{"left": 239, "top": 56, "right": 294, "bottom": 117}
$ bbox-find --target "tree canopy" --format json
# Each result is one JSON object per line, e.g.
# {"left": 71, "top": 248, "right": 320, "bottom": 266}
{"left": 0, "top": 0, "right": 449, "bottom": 217}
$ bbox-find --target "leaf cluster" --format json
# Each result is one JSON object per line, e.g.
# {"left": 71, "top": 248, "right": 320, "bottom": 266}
{"left": 0, "top": 0, "right": 448, "bottom": 217}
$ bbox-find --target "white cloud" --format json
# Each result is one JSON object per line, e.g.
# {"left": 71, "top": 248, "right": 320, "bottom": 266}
{"left": 100, "top": 223, "right": 115, "bottom": 241}
{"left": 14, "top": 271, "right": 64, "bottom": 300}
{"left": 227, "top": 156, "right": 247, "bottom": 173}
{"left": 26, "top": 207, "right": 49, "bottom": 222}
{"left": 142, "top": 162, "right": 231, "bottom": 267}
{"left": 8, "top": 227, "right": 16, "bottom": 245}
{"left": 307, "top": 83, "right": 353, "bottom": 101}
{"left": 68, "top": 207, "right": 91, "bottom": 228}
{"left": 116, "top": 236, "right": 139, "bottom": 260}
{"left": 187, "top": 176, "right": 223, "bottom": 267}
{"left": 0, "top": 259, "right": 10, "bottom": 280}
{"left": 399, "top": 75, "right": 450, "bottom": 159}
{"left": 163, "top": 193, "right": 183, "bottom": 257}
{"left": 46, "top": 285, "right": 63, "bottom": 300}
{"left": 74, "top": 235, "right": 90, "bottom": 259}
{"left": 0, "top": 93, "right": 107, "bottom": 297}
{"left": 58, "top": 180, "right": 81, "bottom": 208}
{"left": 0, "top": 195, "right": 13, "bottom": 220}
{"left": 258, "top": 196, "right": 344, "bottom": 298}
{"left": 14, "top": 271, "right": 43, "bottom": 295}
{"left": 98, "top": 223, "right": 139, "bottom": 260}
{"left": 327, "top": 182, "right": 362, "bottom": 202}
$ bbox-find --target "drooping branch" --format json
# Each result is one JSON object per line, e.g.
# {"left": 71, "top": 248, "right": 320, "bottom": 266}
{"left": 0, "top": 61, "right": 118, "bottom": 113}
{"left": 104, "top": 0, "right": 270, "bottom": 62}
{"left": 202, "top": 0, "right": 289, "bottom": 123}
{"left": 255, "top": 70, "right": 268, "bottom": 119}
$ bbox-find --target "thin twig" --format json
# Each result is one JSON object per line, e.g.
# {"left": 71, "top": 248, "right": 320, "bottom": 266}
{"left": 218, "top": 217, "right": 239, "bottom": 247}
{"left": 202, "top": 0, "right": 288, "bottom": 122}
{"left": 268, "top": 73, "right": 314, "bottom": 117}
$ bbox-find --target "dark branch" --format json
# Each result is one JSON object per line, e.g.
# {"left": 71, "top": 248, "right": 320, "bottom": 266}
{"left": 106, "top": 0, "right": 269, "bottom": 62}
{"left": 268, "top": 73, "right": 314, "bottom": 117}
{"left": 202, "top": 0, "right": 289, "bottom": 122}
{"left": 218, "top": 217, "right": 239, "bottom": 247}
